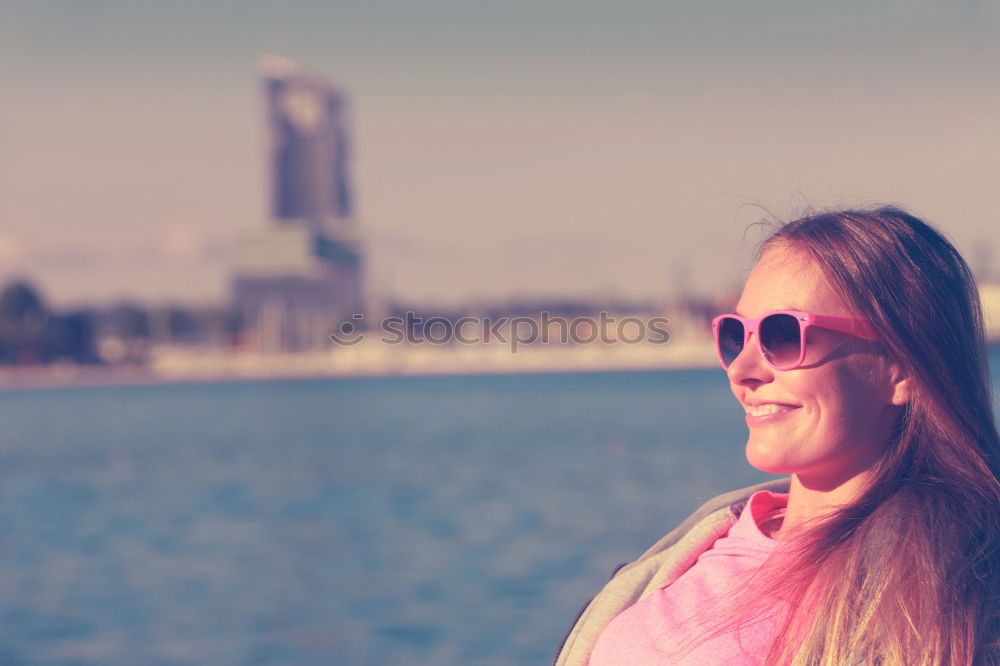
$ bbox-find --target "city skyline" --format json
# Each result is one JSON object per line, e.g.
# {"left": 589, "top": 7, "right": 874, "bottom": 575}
{"left": 2, "top": 1, "right": 999, "bottom": 308}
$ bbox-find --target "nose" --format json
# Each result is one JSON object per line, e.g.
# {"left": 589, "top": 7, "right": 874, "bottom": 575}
{"left": 726, "top": 333, "right": 773, "bottom": 388}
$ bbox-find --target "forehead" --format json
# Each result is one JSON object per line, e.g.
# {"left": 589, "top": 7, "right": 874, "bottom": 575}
{"left": 737, "top": 244, "right": 854, "bottom": 317}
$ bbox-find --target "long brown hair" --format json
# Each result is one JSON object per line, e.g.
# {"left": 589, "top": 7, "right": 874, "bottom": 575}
{"left": 756, "top": 207, "right": 1000, "bottom": 664}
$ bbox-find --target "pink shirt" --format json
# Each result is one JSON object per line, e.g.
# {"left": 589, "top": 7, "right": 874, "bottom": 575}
{"left": 588, "top": 490, "right": 789, "bottom": 665}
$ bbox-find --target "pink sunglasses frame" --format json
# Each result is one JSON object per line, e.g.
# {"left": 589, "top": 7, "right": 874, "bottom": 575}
{"left": 711, "top": 310, "right": 880, "bottom": 371}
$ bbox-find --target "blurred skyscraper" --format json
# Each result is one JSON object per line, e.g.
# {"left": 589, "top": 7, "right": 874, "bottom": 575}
{"left": 232, "top": 55, "right": 364, "bottom": 353}
{"left": 263, "top": 55, "right": 352, "bottom": 225}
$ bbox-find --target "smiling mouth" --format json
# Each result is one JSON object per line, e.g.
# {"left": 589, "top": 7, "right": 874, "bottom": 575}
{"left": 744, "top": 404, "right": 798, "bottom": 417}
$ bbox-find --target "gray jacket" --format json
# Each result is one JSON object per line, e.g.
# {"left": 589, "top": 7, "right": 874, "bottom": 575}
{"left": 554, "top": 477, "right": 792, "bottom": 666}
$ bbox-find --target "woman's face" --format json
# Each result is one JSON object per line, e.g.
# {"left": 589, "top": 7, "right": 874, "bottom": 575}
{"left": 729, "top": 244, "right": 902, "bottom": 490}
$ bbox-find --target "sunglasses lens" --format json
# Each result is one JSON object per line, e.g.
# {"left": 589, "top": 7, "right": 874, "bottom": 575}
{"left": 717, "top": 317, "right": 745, "bottom": 368}
{"left": 760, "top": 314, "right": 802, "bottom": 368}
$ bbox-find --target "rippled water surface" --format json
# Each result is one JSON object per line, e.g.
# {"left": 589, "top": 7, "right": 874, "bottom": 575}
{"left": 1, "top": 350, "right": 998, "bottom": 665}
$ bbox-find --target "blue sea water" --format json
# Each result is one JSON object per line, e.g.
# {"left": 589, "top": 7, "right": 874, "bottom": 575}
{"left": 1, "top": 351, "right": 999, "bottom": 665}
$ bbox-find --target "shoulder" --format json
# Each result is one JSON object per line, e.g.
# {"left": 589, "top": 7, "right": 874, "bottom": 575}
{"left": 631, "top": 477, "right": 791, "bottom": 566}
{"left": 553, "top": 477, "right": 791, "bottom": 666}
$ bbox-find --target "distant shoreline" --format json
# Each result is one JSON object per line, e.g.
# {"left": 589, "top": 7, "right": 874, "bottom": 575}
{"left": 6, "top": 340, "right": 999, "bottom": 393}
{"left": 0, "top": 340, "right": 720, "bottom": 392}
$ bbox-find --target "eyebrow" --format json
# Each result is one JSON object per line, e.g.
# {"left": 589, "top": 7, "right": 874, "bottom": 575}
{"left": 733, "top": 306, "right": 803, "bottom": 318}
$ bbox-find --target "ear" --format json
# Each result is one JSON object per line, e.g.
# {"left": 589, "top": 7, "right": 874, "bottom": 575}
{"left": 886, "top": 361, "right": 913, "bottom": 407}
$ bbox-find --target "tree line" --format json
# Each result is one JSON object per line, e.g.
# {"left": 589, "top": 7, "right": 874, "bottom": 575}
{"left": 0, "top": 280, "right": 242, "bottom": 366}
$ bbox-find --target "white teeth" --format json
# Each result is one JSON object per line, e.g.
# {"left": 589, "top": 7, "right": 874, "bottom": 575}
{"left": 745, "top": 404, "right": 794, "bottom": 416}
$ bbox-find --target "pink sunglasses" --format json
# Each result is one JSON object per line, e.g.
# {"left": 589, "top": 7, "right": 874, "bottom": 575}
{"left": 712, "top": 310, "right": 879, "bottom": 371}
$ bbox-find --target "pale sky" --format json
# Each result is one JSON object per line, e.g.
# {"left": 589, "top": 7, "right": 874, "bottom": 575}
{"left": 1, "top": 1, "right": 998, "bottom": 308}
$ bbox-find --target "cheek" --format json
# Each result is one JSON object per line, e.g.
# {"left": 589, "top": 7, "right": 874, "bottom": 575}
{"left": 829, "top": 363, "right": 892, "bottom": 423}
{"left": 832, "top": 389, "right": 889, "bottom": 442}
{"left": 740, "top": 377, "right": 839, "bottom": 467}
{"left": 801, "top": 370, "right": 894, "bottom": 463}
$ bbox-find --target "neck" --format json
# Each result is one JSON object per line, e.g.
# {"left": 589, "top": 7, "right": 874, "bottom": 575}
{"left": 771, "top": 471, "right": 873, "bottom": 541}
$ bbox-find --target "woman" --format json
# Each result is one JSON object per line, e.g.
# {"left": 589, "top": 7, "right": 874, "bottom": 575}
{"left": 555, "top": 206, "right": 1000, "bottom": 665}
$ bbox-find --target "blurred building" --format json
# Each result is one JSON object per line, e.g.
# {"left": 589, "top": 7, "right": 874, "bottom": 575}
{"left": 262, "top": 54, "right": 352, "bottom": 225}
{"left": 981, "top": 282, "right": 1000, "bottom": 342}
{"left": 232, "top": 55, "right": 364, "bottom": 353}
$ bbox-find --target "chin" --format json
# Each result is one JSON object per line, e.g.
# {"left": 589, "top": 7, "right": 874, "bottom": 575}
{"left": 745, "top": 442, "right": 796, "bottom": 475}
